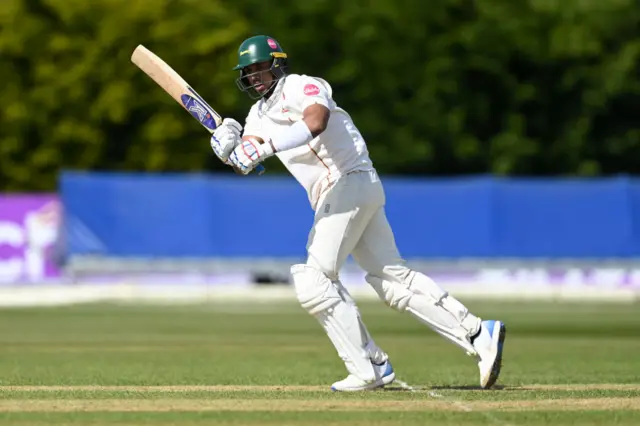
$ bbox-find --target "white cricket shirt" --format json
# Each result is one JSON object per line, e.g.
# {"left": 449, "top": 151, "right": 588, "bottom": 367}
{"left": 242, "top": 74, "right": 375, "bottom": 210}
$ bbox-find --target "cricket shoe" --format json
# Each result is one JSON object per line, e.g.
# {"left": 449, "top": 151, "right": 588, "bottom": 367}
{"left": 472, "top": 320, "right": 506, "bottom": 389}
{"left": 330, "top": 360, "right": 395, "bottom": 392}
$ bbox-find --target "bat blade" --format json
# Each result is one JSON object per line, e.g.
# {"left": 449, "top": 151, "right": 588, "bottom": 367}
{"left": 131, "top": 44, "right": 265, "bottom": 175}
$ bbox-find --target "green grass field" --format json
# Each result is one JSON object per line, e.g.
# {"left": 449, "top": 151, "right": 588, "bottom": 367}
{"left": 0, "top": 298, "right": 638, "bottom": 425}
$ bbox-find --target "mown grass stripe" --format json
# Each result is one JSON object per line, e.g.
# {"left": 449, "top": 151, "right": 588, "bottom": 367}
{"left": 1, "top": 384, "right": 639, "bottom": 392}
{"left": 0, "top": 398, "right": 637, "bottom": 412}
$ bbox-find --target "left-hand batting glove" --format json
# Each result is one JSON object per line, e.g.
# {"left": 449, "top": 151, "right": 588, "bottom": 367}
{"left": 229, "top": 138, "right": 275, "bottom": 175}
{"left": 210, "top": 118, "right": 243, "bottom": 163}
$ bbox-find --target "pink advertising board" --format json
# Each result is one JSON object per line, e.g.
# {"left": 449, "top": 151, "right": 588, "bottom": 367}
{"left": 0, "top": 195, "right": 62, "bottom": 284}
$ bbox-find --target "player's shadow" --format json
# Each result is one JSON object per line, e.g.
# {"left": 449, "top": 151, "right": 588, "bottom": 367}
{"left": 429, "top": 384, "right": 507, "bottom": 390}
{"left": 382, "top": 384, "right": 507, "bottom": 392}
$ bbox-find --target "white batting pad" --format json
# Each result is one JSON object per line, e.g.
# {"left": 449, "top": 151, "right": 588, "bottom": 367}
{"left": 291, "top": 264, "right": 379, "bottom": 381}
{"left": 366, "top": 272, "right": 481, "bottom": 356}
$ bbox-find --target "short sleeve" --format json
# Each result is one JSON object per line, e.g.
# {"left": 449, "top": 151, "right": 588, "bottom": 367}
{"left": 298, "top": 77, "right": 331, "bottom": 111}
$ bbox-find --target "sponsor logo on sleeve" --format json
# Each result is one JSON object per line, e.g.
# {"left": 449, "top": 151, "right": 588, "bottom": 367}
{"left": 304, "top": 84, "right": 320, "bottom": 96}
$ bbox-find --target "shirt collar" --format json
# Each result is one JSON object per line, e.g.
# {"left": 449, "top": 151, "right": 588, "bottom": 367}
{"left": 259, "top": 76, "right": 287, "bottom": 112}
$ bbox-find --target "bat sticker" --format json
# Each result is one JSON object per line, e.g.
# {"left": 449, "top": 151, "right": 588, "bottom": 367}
{"left": 180, "top": 94, "right": 217, "bottom": 131}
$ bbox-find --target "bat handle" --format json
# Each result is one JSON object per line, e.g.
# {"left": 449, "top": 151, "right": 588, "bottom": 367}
{"left": 224, "top": 159, "right": 266, "bottom": 175}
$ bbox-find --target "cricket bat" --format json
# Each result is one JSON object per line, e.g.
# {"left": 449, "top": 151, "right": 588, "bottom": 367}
{"left": 130, "top": 44, "right": 265, "bottom": 175}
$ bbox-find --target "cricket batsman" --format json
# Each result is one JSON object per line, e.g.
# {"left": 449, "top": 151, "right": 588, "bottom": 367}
{"left": 210, "top": 35, "right": 506, "bottom": 391}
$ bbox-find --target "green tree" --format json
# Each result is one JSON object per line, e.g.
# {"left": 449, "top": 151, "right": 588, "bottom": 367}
{"left": 0, "top": 0, "right": 249, "bottom": 191}
{"left": 1, "top": 0, "right": 639, "bottom": 191}
{"left": 240, "top": 0, "right": 640, "bottom": 176}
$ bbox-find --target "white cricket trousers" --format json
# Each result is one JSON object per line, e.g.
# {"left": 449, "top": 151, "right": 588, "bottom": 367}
{"left": 306, "top": 169, "right": 406, "bottom": 282}
{"left": 303, "top": 169, "right": 483, "bottom": 361}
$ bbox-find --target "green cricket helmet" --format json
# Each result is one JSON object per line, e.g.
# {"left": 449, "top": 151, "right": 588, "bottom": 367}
{"left": 233, "top": 35, "right": 288, "bottom": 99}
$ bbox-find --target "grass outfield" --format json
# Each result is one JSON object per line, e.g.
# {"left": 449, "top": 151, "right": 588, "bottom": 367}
{"left": 0, "top": 299, "right": 638, "bottom": 425}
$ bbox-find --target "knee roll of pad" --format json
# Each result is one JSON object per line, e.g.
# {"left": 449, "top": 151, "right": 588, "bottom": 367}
{"left": 290, "top": 264, "right": 341, "bottom": 315}
{"left": 407, "top": 272, "right": 447, "bottom": 301}
{"left": 365, "top": 274, "right": 412, "bottom": 311}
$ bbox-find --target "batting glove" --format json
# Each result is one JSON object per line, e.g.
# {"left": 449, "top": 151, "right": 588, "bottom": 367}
{"left": 229, "top": 138, "right": 275, "bottom": 175}
{"left": 210, "top": 118, "right": 243, "bottom": 163}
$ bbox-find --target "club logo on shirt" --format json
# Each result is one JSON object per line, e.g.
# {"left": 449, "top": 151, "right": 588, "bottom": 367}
{"left": 304, "top": 84, "right": 320, "bottom": 96}
{"left": 267, "top": 38, "right": 278, "bottom": 49}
